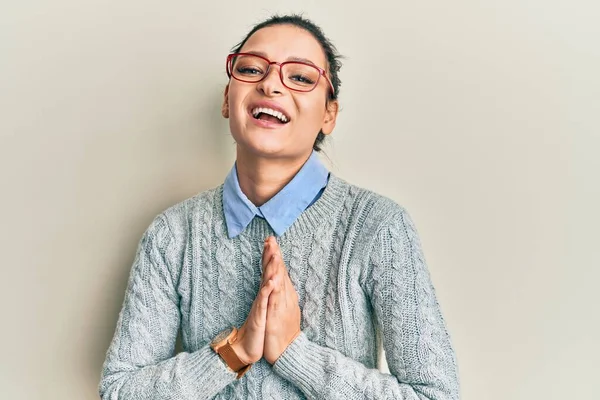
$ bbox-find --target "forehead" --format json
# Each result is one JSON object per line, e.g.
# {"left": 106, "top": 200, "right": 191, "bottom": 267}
{"left": 240, "top": 25, "right": 327, "bottom": 68}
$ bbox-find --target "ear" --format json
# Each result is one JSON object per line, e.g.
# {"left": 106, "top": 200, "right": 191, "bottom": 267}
{"left": 221, "top": 84, "right": 230, "bottom": 119}
{"left": 321, "top": 100, "right": 339, "bottom": 135}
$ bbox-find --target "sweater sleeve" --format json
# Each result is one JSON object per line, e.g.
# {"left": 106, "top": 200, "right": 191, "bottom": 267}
{"left": 272, "top": 208, "right": 460, "bottom": 399}
{"left": 98, "top": 215, "right": 237, "bottom": 399}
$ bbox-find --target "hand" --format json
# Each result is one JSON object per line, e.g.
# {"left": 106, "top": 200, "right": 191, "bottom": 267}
{"left": 262, "top": 236, "right": 302, "bottom": 364}
{"left": 230, "top": 258, "right": 276, "bottom": 364}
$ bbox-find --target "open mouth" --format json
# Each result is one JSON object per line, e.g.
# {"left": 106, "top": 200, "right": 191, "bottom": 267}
{"left": 251, "top": 107, "right": 290, "bottom": 124}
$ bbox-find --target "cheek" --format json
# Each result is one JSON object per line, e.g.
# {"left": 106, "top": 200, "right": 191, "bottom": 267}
{"left": 227, "top": 91, "right": 247, "bottom": 126}
{"left": 297, "top": 96, "right": 326, "bottom": 126}
{"left": 227, "top": 82, "right": 248, "bottom": 110}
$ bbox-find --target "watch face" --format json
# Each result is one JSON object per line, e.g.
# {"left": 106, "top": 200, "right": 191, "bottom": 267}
{"left": 211, "top": 328, "right": 234, "bottom": 346}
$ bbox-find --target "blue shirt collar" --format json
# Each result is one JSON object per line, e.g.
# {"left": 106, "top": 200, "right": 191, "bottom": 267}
{"left": 223, "top": 150, "right": 329, "bottom": 238}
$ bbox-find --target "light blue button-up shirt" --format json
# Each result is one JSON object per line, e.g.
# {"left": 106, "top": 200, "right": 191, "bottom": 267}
{"left": 223, "top": 151, "right": 329, "bottom": 238}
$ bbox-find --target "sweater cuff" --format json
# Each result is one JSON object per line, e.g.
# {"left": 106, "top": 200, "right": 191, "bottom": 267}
{"left": 182, "top": 345, "right": 237, "bottom": 391}
{"left": 272, "top": 332, "right": 329, "bottom": 398}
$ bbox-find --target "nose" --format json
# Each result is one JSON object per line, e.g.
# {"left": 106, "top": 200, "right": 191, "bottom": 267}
{"left": 256, "top": 63, "right": 284, "bottom": 96}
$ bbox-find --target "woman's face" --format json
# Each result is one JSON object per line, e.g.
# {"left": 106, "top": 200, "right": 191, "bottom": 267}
{"left": 223, "top": 24, "right": 338, "bottom": 160}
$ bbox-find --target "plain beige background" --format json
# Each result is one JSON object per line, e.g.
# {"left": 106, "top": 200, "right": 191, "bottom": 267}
{"left": 1, "top": 1, "right": 598, "bottom": 399}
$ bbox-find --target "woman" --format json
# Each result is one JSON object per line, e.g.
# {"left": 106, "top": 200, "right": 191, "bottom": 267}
{"left": 99, "top": 14, "right": 460, "bottom": 399}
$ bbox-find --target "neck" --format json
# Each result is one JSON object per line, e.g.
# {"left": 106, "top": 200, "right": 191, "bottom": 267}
{"left": 235, "top": 147, "right": 312, "bottom": 207}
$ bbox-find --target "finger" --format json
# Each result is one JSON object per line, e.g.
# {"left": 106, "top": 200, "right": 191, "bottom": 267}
{"left": 277, "top": 265, "right": 298, "bottom": 309}
{"left": 263, "top": 238, "right": 287, "bottom": 290}
{"left": 278, "top": 256, "right": 289, "bottom": 308}
{"left": 248, "top": 278, "right": 274, "bottom": 329}
{"left": 263, "top": 252, "right": 283, "bottom": 286}
{"left": 268, "top": 274, "right": 284, "bottom": 312}
{"left": 262, "top": 253, "right": 274, "bottom": 286}
{"left": 271, "top": 242, "right": 287, "bottom": 278}
{"left": 261, "top": 237, "right": 280, "bottom": 278}
{"left": 254, "top": 279, "right": 275, "bottom": 321}
{"left": 261, "top": 240, "right": 273, "bottom": 274}
{"left": 262, "top": 251, "right": 276, "bottom": 285}
{"left": 271, "top": 253, "right": 286, "bottom": 288}
{"left": 267, "top": 237, "right": 281, "bottom": 258}
{"left": 268, "top": 291, "right": 281, "bottom": 312}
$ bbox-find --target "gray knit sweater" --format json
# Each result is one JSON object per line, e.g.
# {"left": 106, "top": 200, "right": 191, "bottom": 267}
{"left": 99, "top": 174, "right": 460, "bottom": 399}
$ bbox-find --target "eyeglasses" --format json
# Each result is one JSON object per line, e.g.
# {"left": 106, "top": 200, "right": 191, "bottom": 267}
{"left": 226, "top": 53, "right": 335, "bottom": 95}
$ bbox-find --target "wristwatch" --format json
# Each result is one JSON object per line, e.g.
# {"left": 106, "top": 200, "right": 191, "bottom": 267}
{"left": 210, "top": 327, "right": 252, "bottom": 379}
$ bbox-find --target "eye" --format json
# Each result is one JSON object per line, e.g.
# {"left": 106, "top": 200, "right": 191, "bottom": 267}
{"left": 237, "top": 66, "right": 263, "bottom": 76}
{"left": 289, "top": 74, "right": 315, "bottom": 84}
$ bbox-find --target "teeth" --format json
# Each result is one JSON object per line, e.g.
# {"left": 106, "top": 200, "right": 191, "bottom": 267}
{"left": 252, "top": 107, "right": 288, "bottom": 123}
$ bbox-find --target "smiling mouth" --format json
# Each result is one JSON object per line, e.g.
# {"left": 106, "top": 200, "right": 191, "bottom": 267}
{"left": 251, "top": 107, "right": 290, "bottom": 124}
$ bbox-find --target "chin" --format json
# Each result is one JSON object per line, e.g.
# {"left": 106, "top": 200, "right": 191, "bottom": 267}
{"left": 235, "top": 136, "right": 287, "bottom": 159}
{"left": 232, "top": 126, "right": 290, "bottom": 158}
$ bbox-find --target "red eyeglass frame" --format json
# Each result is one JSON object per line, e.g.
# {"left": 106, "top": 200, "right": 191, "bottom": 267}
{"left": 226, "top": 52, "right": 335, "bottom": 95}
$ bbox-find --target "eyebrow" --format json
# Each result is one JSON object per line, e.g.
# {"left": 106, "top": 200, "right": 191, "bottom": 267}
{"left": 244, "top": 50, "right": 319, "bottom": 67}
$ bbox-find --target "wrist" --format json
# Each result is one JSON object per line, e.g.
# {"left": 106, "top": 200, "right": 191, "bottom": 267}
{"left": 230, "top": 339, "right": 249, "bottom": 365}
{"left": 210, "top": 327, "right": 252, "bottom": 379}
{"left": 232, "top": 325, "right": 251, "bottom": 363}
{"left": 273, "top": 329, "right": 302, "bottom": 364}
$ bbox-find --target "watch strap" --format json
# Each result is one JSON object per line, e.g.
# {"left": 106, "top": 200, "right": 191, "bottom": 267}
{"left": 217, "top": 342, "right": 249, "bottom": 374}
{"left": 213, "top": 328, "right": 252, "bottom": 379}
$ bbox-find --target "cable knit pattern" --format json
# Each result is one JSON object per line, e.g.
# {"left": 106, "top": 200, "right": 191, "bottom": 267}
{"left": 99, "top": 174, "right": 460, "bottom": 399}
{"left": 303, "top": 228, "right": 331, "bottom": 342}
{"left": 199, "top": 191, "right": 217, "bottom": 345}
{"left": 287, "top": 238, "right": 305, "bottom": 305}
{"left": 214, "top": 217, "right": 238, "bottom": 329}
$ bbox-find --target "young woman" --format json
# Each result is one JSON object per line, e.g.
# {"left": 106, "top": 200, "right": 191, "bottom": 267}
{"left": 99, "top": 14, "right": 460, "bottom": 400}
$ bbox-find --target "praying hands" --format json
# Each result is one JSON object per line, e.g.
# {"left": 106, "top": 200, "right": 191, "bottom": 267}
{"left": 231, "top": 236, "right": 302, "bottom": 365}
